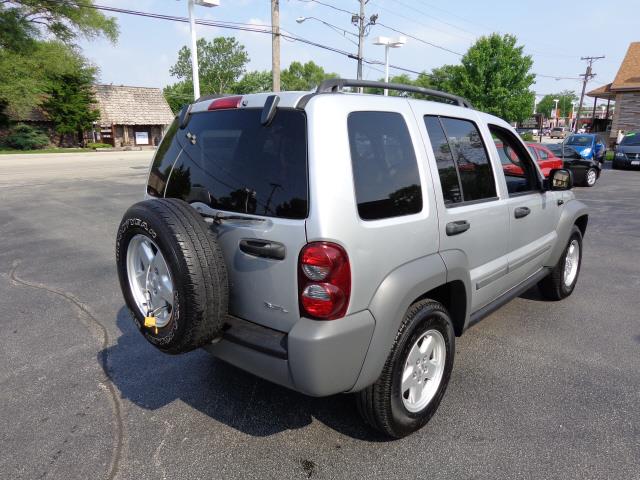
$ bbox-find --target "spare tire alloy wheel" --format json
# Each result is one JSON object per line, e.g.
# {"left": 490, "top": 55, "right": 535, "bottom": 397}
{"left": 116, "top": 198, "right": 228, "bottom": 354}
{"left": 126, "top": 234, "right": 174, "bottom": 328}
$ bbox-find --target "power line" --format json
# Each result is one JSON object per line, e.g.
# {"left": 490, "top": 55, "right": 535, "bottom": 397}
{"left": 376, "top": 21, "right": 463, "bottom": 56}
{"left": 296, "top": 0, "right": 355, "bottom": 16}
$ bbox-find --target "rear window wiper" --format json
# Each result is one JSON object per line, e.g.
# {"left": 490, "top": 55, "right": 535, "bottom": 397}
{"left": 202, "top": 212, "right": 267, "bottom": 225}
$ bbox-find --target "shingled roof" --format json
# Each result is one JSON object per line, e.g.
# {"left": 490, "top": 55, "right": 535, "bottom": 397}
{"left": 611, "top": 42, "right": 640, "bottom": 91}
{"left": 94, "top": 84, "right": 174, "bottom": 126}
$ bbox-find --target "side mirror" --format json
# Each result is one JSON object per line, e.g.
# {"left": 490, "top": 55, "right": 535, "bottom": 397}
{"left": 547, "top": 168, "right": 573, "bottom": 191}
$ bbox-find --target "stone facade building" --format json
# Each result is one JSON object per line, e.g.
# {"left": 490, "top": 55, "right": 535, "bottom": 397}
{"left": 93, "top": 84, "right": 174, "bottom": 147}
{"left": 588, "top": 42, "right": 640, "bottom": 145}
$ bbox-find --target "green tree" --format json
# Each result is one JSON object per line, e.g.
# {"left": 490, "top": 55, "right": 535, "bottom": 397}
{"left": 536, "top": 91, "right": 578, "bottom": 119}
{"left": 232, "top": 70, "right": 273, "bottom": 94}
{"left": 41, "top": 66, "right": 100, "bottom": 146}
{"left": 436, "top": 34, "right": 536, "bottom": 122}
{"left": 0, "top": 0, "right": 118, "bottom": 51}
{"left": 364, "top": 74, "right": 415, "bottom": 95}
{"left": 0, "top": 40, "right": 89, "bottom": 122}
{"left": 163, "top": 81, "right": 193, "bottom": 114}
{"left": 280, "top": 61, "right": 337, "bottom": 91}
{"left": 170, "top": 37, "right": 249, "bottom": 95}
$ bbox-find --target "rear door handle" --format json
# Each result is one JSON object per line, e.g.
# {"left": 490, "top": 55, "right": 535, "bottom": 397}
{"left": 239, "top": 239, "right": 286, "bottom": 260}
{"left": 514, "top": 207, "right": 531, "bottom": 219}
{"left": 446, "top": 220, "right": 470, "bottom": 236}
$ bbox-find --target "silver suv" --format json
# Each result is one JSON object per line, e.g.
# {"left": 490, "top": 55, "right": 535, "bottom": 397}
{"left": 116, "top": 79, "right": 588, "bottom": 438}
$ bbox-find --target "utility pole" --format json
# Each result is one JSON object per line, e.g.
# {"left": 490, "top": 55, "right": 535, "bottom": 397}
{"left": 356, "top": 0, "right": 365, "bottom": 81}
{"left": 353, "top": 1, "right": 377, "bottom": 92}
{"left": 271, "top": 0, "right": 280, "bottom": 92}
{"left": 574, "top": 55, "right": 605, "bottom": 133}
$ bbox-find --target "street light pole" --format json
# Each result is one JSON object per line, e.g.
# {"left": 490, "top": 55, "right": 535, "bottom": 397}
{"left": 553, "top": 98, "right": 559, "bottom": 127}
{"left": 187, "top": 0, "right": 220, "bottom": 100}
{"left": 373, "top": 36, "right": 406, "bottom": 95}
{"left": 188, "top": 0, "right": 200, "bottom": 100}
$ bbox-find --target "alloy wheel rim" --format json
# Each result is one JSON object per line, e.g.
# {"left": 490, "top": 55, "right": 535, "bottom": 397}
{"left": 401, "top": 329, "right": 446, "bottom": 413}
{"left": 563, "top": 239, "right": 580, "bottom": 287}
{"left": 587, "top": 169, "right": 597, "bottom": 185}
{"left": 126, "top": 234, "right": 174, "bottom": 327}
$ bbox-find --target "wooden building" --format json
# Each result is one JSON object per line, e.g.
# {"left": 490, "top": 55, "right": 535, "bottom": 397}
{"left": 588, "top": 42, "right": 640, "bottom": 144}
{"left": 93, "top": 84, "right": 174, "bottom": 147}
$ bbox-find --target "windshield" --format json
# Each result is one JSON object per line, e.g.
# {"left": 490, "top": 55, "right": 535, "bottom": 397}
{"left": 566, "top": 135, "right": 592, "bottom": 146}
{"left": 620, "top": 132, "right": 640, "bottom": 146}
{"left": 166, "top": 108, "right": 308, "bottom": 219}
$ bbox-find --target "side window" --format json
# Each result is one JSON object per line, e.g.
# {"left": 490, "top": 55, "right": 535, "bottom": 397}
{"left": 490, "top": 125, "right": 540, "bottom": 195}
{"left": 347, "top": 111, "right": 422, "bottom": 220}
{"left": 424, "top": 115, "right": 497, "bottom": 205}
{"left": 528, "top": 146, "right": 538, "bottom": 159}
{"left": 537, "top": 147, "right": 548, "bottom": 160}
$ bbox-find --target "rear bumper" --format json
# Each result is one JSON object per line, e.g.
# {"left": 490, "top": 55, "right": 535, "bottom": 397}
{"left": 203, "top": 310, "right": 376, "bottom": 397}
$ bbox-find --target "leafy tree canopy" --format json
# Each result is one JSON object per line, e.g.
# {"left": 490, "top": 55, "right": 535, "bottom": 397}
{"left": 0, "top": 0, "right": 118, "bottom": 51}
{"left": 232, "top": 70, "right": 272, "bottom": 95}
{"left": 163, "top": 81, "right": 193, "bottom": 114}
{"left": 0, "top": 40, "right": 89, "bottom": 120}
{"left": 41, "top": 64, "right": 100, "bottom": 145}
{"left": 170, "top": 37, "right": 249, "bottom": 95}
{"left": 425, "top": 34, "right": 536, "bottom": 122}
{"left": 280, "top": 61, "right": 336, "bottom": 91}
{"left": 536, "top": 91, "right": 578, "bottom": 118}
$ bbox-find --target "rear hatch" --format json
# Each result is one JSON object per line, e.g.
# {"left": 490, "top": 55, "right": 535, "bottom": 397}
{"left": 163, "top": 106, "right": 308, "bottom": 333}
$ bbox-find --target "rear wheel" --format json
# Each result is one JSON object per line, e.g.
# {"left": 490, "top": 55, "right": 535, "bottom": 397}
{"left": 116, "top": 198, "right": 228, "bottom": 354}
{"left": 583, "top": 167, "right": 598, "bottom": 187}
{"left": 538, "top": 225, "right": 582, "bottom": 300}
{"left": 356, "top": 300, "right": 455, "bottom": 438}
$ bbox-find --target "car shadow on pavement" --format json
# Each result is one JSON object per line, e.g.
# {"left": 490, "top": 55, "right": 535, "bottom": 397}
{"left": 517, "top": 285, "right": 545, "bottom": 302}
{"left": 100, "top": 306, "right": 389, "bottom": 441}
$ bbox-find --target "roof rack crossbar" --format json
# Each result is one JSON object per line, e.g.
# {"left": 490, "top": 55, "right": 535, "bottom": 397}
{"left": 316, "top": 78, "right": 473, "bottom": 108}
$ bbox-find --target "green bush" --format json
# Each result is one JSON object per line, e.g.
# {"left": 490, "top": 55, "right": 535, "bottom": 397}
{"left": 87, "top": 142, "right": 112, "bottom": 149}
{"left": 521, "top": 132, "right": 534, "bottom": 142}
{"left": 2, "top": 124, "right": 50, "bottom": 150}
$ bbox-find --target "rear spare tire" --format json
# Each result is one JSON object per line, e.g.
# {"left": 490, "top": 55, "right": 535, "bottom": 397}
{"left": 116, "top": 198, "right": 228, "bottom": 354}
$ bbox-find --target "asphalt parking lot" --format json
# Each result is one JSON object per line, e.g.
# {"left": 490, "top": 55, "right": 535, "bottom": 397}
{"left": 1, "top": 151, "right": 638, "bottom": 480}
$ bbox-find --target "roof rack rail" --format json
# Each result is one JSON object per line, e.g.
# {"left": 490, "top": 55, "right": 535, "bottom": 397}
{"left": 316, "top": 78, "right": 473, "bottom": 108}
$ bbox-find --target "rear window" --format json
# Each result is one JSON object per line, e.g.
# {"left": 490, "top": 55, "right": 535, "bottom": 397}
{"left": 347, "top": 111, "right": 422, "bottom": 220}
{"left": 164, "top": 109, "right": 308, "bottom": 219}
{"left": 566, "top": 135, "right": 592, "bottom": 146}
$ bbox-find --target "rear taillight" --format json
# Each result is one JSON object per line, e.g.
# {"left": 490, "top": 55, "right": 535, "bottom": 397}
{"left": 298, "top": 242, "right": 351, "bottom": 320}
{"left": 208, "top": 96, "right": 243, "bottom": 110}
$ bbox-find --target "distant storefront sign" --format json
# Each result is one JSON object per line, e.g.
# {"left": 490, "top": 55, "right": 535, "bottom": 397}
{"left": 135, "top": 131, "right": 149, "bottom": 145}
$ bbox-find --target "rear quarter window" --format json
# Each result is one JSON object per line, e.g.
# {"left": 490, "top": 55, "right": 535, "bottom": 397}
{"left": 347, "top": 111, "right": 422, "bottom": 220}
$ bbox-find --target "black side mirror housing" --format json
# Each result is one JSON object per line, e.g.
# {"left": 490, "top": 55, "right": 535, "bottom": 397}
{"left": 545, "top": 168, "right": 573, "bottom": 191}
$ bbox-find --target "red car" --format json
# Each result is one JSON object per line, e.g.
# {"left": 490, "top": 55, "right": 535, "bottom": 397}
{"left": 527, "top": 143, "right": 564, "bottom": 177}
{"left": 496, "top": 142, "right": 563, "bottom": 178}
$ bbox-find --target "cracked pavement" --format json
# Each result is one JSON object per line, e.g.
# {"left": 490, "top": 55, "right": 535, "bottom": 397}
{"left": 0, "top": 151, "right": 638, "bottom": 479}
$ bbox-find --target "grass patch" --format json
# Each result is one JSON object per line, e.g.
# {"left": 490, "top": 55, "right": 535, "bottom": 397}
{"left": 0, "top": 147, "right": 93, "bottom": 155}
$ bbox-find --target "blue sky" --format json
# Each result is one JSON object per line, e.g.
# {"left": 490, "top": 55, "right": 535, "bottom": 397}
{"left": 80, "top": 0, "right": 638, "bottom": 100}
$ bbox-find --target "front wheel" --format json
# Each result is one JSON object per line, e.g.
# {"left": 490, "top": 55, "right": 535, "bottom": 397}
{"left": 538, "top": 225, "right": 583, "bottom": 300}
{"left": 356, "top": 300, "right": 455, "bottom": 438}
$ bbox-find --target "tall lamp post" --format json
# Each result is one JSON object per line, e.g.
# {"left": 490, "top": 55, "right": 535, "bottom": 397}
{"left": 553, "top": 98, "right": 559, "bottom": 127}
{"left": 187, "top": 0, "right": 220, "bottom": 100}
{"left": 373, "top": 36, "right": 406, "bottom": 95}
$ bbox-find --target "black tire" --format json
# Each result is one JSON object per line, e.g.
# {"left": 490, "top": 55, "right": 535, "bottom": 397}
{"left": 537, "top": 225, "right": 582, "bottom": 301}
{"left": 356, "top": 300, "right": 455, "bottom": 438}
{"left": 583, "top": 167, "right": 598, "bottom": 187}
{"left": 116, "top": 198, "right": 228, "bottom": 354}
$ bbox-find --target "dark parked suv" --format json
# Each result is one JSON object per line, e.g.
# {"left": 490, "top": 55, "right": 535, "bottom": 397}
{"left": 613, "top": 131, "right": 640, "bottom": 169}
